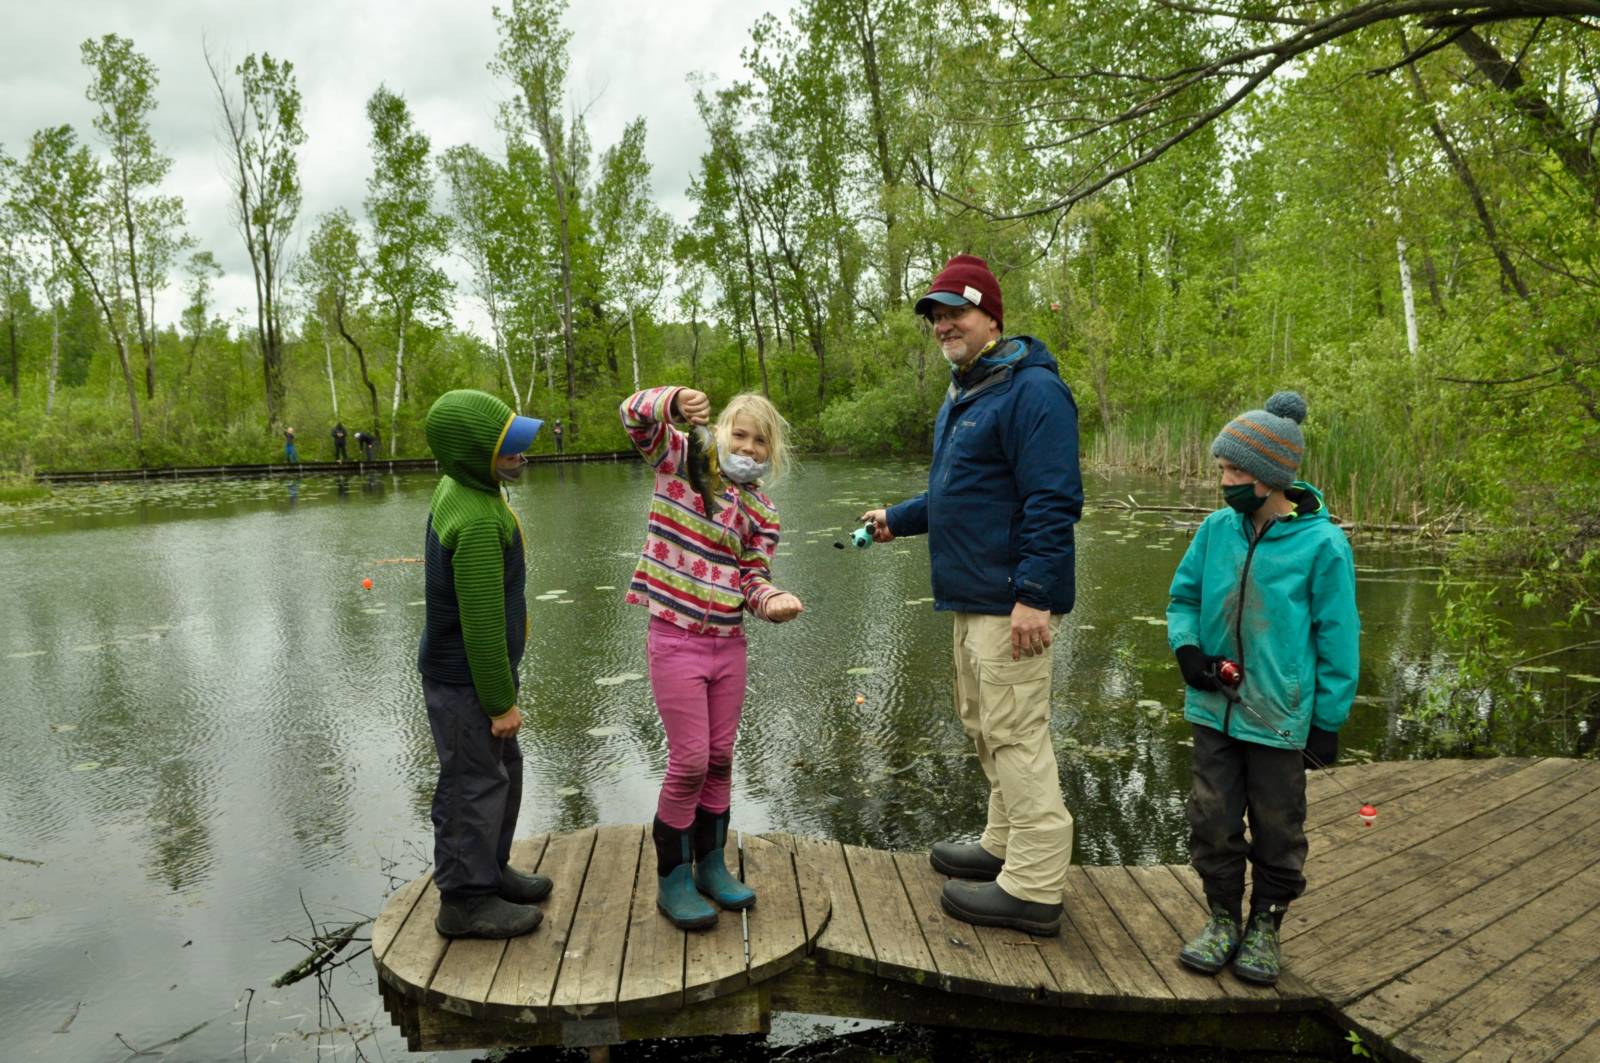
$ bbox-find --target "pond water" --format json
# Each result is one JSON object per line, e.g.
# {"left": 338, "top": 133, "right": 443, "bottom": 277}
{"left": 2, "top": 458, "right": 1594, "bottom": 1062}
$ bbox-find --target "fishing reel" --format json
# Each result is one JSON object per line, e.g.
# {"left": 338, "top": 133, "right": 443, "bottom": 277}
{"left": 836, "top": 520, "right": 876, "bottom": 550}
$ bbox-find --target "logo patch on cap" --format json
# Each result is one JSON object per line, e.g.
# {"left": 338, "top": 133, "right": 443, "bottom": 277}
{"left": 963, "top": 285, "right": 983, "bottom": 305}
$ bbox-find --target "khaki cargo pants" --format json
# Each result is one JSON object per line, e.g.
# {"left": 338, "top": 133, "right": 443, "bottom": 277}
{"left": 953, "top": 611, "right": 1073, "bottom": 904}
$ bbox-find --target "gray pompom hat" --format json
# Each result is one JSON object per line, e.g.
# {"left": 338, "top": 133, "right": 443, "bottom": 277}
{"left": 1211, "top": 391, "right": 1308, "bottom": 490}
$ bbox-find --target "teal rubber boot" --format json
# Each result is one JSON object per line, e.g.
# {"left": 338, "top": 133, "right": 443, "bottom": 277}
{"left": 691, "top": 807, "right": 756, "bottom": 911}
{"left": 652, "top": 817, "right": 717, "bottom": 930}
{"left": 1233, "top": 905, "right": 1284, "bottom": 985}
{"left": 1178, "top": 902, "right": 1242, "bottom": 975}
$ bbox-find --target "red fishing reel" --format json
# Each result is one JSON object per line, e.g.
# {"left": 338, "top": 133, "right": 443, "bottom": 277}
{"left": 1215, "top": 658, "right": 1243, "bottom": 689}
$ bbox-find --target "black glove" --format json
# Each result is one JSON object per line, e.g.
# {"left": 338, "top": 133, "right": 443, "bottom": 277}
{"left": 1302, "top": 727, "right": 1338, "bottom": 770}
{"left": 1175, "top": 645, "right": 1224, "bottom": 692}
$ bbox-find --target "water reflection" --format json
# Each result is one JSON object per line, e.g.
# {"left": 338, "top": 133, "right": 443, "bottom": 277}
{"left": 1, "top": 460, "right": 1595, "bottom": 1060}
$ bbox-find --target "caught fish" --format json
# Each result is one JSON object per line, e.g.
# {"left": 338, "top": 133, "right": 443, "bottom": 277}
{"left": 685, "top": 425, "right": 726, "bottom": 518}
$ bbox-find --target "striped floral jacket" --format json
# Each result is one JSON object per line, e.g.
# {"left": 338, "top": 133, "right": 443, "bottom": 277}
{"left": 620, "top": 387, "right": 783, "bottom": 635}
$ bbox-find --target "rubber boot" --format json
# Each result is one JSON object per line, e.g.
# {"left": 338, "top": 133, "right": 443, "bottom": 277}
{"left": 1233, "top": 903, "right": 1284, "bottom": 985}
{"left": 498, "top": 864, "right": 553, "bottom": 904}
{"left": 434, "top": 893, "right": 542, "bottom": 939}
{"left": 1178, "top": 902, "right": 1242, "bottom": 975}
{"left": 653, "top": 817, "right": 718, "bottom": 930}
{"left": 691, "top": 806, "right": 756, "bottom": 911}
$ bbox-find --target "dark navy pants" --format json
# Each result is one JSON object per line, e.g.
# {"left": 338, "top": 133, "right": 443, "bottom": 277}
{"left": 424, "top": 678, "right": 522, "bottom": 900}
{"left": 1187, "top": 722, "right": 1308, "bottom": 915}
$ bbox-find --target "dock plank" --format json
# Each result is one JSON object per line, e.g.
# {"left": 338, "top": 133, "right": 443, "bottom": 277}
{"left": 1291, "top": 786, "right": 1600, "bottom": 995}
{"left": 550, "top": 824, "right": 644, "bottom": 1018}
{"left": 429, "top": 835, "right": 552, "bottom": 1008}
{"left": 1058, "top": 865, "right": 1175, "bottom": 1005}
{"left": 743, "top": 834, "right": 810, "bottom": 985}
{"left": 1084, "top": 866, "right": 1212, "bottom": 1005}
{"left": 891, "top": 851, "right": 1000, "bottom": 996}
{"left": 1123, "top": 865, "right": 1253, "bottom": 1003}
{"left": 1552, "top": 1017, "right": 1600, "bottom": 1063}
{"left": 1304, "top": 758, "right": 1477, "bottom": 831}
{"left": 786, "top": 834, "right": 874, "bottom": 973}
{"left": 683, "top": 828, "right": 748, "bottom": 1004}
{"left": 1390, "top": 902, "right": 1600, "bottom": 1062}
{"left": 1341, "top": 858, "right": 1600, "bottom": 1039}
{"left": 486, "top": 828, "right": 598, "bottom": 1016}
{"left": 617, "top": 825, "right": 684, "bottom": 1015}
{"left": 381, "top": 876, "right": 448, "bottom": 1001}
{"left": 372, "top": 874, "right": 429, "bottom": 964}
{"left": 844, "top": 844, "right": 936, "bottom": 982}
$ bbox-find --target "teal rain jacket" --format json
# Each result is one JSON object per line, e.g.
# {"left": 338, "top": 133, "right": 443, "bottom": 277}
{"left": 1165, "top": 482, "right": 1360, "bottom": 750}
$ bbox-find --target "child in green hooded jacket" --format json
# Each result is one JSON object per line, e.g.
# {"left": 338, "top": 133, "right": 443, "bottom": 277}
{"left": 417, "top": 389, "right": 552, "bottom": 939}
{"left": 1166, "top": 391, "right": 1360, "bottom": 985}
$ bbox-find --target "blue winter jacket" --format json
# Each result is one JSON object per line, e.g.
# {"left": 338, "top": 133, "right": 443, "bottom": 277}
{"left": 1165, "top": 483, "right": 1361, "bottom": 750}
{"left": 885, "top": 336, "right": 1082, "bottom": 615}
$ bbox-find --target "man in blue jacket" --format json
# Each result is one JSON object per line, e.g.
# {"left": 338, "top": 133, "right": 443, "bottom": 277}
{"left": 862, "top": 254, "right": 1082, "bottom": 936}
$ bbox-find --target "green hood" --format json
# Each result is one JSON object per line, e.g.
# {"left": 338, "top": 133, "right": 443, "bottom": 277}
{"left": 425, "top": 389, "right": 515, "bottom": 492}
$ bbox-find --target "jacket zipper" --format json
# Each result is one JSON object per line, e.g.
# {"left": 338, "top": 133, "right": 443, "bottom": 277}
{"left": 1226, "top": 516, "right": 1272, "bottom": 737}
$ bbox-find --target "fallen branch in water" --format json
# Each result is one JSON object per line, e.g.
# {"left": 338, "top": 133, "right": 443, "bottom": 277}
{"left": 114, "top": 1019, "right": 210, "bottom": 1059}
{"left": 271, "top": 919, "right": 369, "bottom": 988}
{"left": 0, "top": 851, "right": 45, "bottom": 867}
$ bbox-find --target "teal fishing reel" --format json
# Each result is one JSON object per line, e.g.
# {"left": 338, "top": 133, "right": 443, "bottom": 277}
{"left": 835, "top": 520, "right": 876, "bottom": 550}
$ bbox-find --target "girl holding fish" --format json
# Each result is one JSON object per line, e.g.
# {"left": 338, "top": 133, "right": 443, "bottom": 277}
{"left": 619, "top": 386, "right": 803, "bottom": 929}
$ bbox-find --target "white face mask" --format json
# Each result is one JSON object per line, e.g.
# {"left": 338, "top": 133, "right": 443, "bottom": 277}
{"left": 717, "top": 444, "right": 770, "bottom": 484}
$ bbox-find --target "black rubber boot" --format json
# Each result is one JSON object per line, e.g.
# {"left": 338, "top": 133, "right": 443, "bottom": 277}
{"left": 652, "top": 817, "right": 718, "bottom": 930}
{"left": 434, "top": 893, "right": 543, "bottom": 939}
{"left": 940, "top": 879, "right": 1061, "bottom": 936}
{"left": 498, "top": 864, "right": 553, "bottom": 904}
{"left": 929, "top": 841, "right": 1004, "bottom": 881}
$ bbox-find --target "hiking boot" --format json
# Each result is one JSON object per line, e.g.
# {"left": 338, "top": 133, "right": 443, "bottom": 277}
{"left": 1178, "top": 903, "right": 1241, "bottom": 975}
{"left": 434, "top": 893, "right": 543, "bottom": 939}
{"left": 653, "top": 817, "right": 718, "bottom": 930}
{"left": 929, "top": 841, "right": 1005, "bottom": 881}
{"left": 940, "top": 879, "right": 1061, "bottom": 936}
{"left": 1232, "top": 906, "right": 1284, "bottom": 985}
{"left": 692, "top": 807, "right": 756, "bottom": 911}
{"left": 498, "top": 864, "right": 553, "bottom": 905}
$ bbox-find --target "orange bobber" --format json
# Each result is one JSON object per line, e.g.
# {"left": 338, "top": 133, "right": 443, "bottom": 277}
{"left": 1358, "top": 803, "right": 1377, "bottom": 828}
{"left": 854, "top": 694, "right": 865, "bottom": 705}
{"left": 361, "top": 578, "right": 374, "bottom": 590}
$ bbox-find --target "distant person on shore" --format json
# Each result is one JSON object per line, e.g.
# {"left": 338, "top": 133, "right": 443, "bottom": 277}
{"left": 332, "top": 422, "right": 349, "bottom": 462}
{"left": 418, "top": 389, "right": 548, "bottom": 939}
{"left": 860, "top": 254, "right": 1082, "bottom": 937}
{"left": 621, "top": 385, "right": 803, "bottom": 930}
{"left": 551, "top": 418, "right": 564, "bottom": 454}
{"left": 356, "top": 431, "right": 377, "bottom": 462}
{"left": 1167, "top": 391, "right": 1359, "bottom": 985}
{"left": 283, "top": 427, "right": 299, "bottom": 465}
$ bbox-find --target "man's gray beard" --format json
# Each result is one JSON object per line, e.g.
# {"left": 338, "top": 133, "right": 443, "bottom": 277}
{"left": 941, "top": 341, "right": 971, "bottom": 366}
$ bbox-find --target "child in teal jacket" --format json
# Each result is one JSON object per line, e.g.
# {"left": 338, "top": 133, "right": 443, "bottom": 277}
{"left": 1166, "top": 391, "right": 1360, "bottom": 985}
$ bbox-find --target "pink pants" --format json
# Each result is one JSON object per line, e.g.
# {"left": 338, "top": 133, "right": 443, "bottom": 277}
{"left": 647, "top": 616, "right": 748, "bottom": 829}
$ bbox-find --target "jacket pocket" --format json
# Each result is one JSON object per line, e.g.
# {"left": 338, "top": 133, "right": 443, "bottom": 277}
{"left": 975, "top": 650, "right": 1054, "bottom": 747}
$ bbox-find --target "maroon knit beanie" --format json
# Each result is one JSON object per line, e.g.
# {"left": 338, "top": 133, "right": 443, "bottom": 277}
{"left": 914, "top": 254, "right": 1003, "bottom": 331}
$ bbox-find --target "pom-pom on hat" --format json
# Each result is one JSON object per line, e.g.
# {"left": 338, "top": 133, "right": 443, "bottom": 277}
{"left": 914, "top": 254, "right": 1003, "bottom": 331}
{"left": 1211, "top": 391, "right": 1308, "bottom": 490}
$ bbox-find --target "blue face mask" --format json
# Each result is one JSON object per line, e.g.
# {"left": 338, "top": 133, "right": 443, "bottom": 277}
{"left": 717, "top": 444, "right": 770, "bottom": 485}
{"left": 1224, "top": 481, "right": 1266, "bottom": 514}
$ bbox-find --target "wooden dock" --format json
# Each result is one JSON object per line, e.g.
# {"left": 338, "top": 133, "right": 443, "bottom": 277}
{"left": 373, "top": 758, "right": 1600, "bottom": 1060}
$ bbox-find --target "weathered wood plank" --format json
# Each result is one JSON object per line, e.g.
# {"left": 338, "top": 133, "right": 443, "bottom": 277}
{"left": 1058, "top": 865, "right": 1175, "bottom": 1005}
{"left": 743, "top": 834, "right": 811, "bottom": 985}
{"left": 1289, "top": 758, "right": 1590, "bottom": 935}
{"left": 1551, "top": 1017, "right": 1600, "bottom": 1063}
{"left": 379, "top": 876, "right": 448, "bottom": 1000}
{"left": 682, "top": 827, "right": 748, "bottom": 1004}
{"left": 1031, "top": 875, "right": 1118, "bottom": 1003}
{"left": 1439, "top": 963, "right": 1600, "bottom": 1063}
{"left": 1291, "top": 785, "right": 1600, "bottom": 996}
{"left": 1304, "top": 758, "right": 1479, "bottom": 830}
{"left": 843, "top": 844, "right": 936, "bottom": 983}
{"left": 372, "top": 874, "right": 429, "bottom": 964}
{"left": 1391, "top": 902, "right": 1600, "bottom": 1062}
{"left": 1083, "top": 865, "right": 1213, "bottom": 1006}
{"left": 1167, "top": 867, "right": 1319, "bottom": 1004}
{"left": 428, "top": 835, "right": 553, "bottom": 1008}
{"left": 1339, "top": 856, "right": 1600, "bottom": 1037}
{"left": 485, "top": 827, "right": 598, "bottom": 1016}
{"left": 550, "top": 824, "right": 645, "bottom": 1018}
{"left": 1120, "top": 865, "right": 1247, "bottom": 1004}
{"left": 890, "top": 850, "right": 1001, "bottom": 996}
{"left": 788, "top": 834, "right": 874, "bottom": 972}
{"left": 617, "top": 824, "right": 684, "bottom": 1015}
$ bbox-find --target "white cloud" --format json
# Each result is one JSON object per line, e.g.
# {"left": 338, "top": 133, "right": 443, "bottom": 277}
{"left": 1, "top": 0, "right": 792, "bottom": 332}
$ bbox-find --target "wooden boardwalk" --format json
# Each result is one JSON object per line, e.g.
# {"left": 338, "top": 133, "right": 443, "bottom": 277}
{"left": 374, "top": 759, "right": 1600, "bottom": 1060}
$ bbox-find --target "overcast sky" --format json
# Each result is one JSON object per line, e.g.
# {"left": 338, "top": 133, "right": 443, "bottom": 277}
{"left": 1, "top": 0, "right": 794, "bottom": 331}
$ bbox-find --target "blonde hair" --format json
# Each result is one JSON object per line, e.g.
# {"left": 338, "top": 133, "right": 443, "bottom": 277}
{"left": 715, "top": 392, "right": 792, "bottom": 486}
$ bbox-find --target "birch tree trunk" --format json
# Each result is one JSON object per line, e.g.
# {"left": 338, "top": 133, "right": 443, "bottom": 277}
{"left": 47, "top": 300, "right": 59, "bottom": 415}
{"left": 389, "top": 319, "right": 406, "bottom": 456}
{"left": 324, "top": 334, "right": 339, "bottom": 418}
{"left": 627, "top": 301, "right": 639, "bottom": 392}
{"left": 1388, "top": 151, "right": 1419, "bottom": 358}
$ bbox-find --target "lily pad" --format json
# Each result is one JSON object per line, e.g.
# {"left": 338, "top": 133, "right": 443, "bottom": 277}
{"left": 555, "top": 786, "right": 581, "bottom": 797}
{"left": 594, "top": 672, "right": 645, "bottom": 687}
{"left": 846, "top": 666, "right": 876, "bottom": 676}
{"left": 535, "top": 593, "right": 559, "bottom": 601}
{"left": 545, "top": 589, "right": 569, "bottom": 595}
{"left": 1075, "top": 624, "right": 1096, "bottom": 631}
{"left": 586, "top": 725, "right": 624, "bottom": 737}
{"left": 557, "top": 599, "right": 575, "bottom": 604}
{"left": 360, "top": 607, "right": 386, "bottom": 615}
{"left": 70, "top": 762, "right": 101, "bottom": 772}
{"left": 1135, "top": 700, "right": 1163, "bottom": 710}
{"left": 7, "top": 650, "right": 46, "bottom": 659}
{"left": 594, "top": 585, "right": 616, "bottom": 591}
{"left": 48, "top": 723, "right": 77, "bottom": 733}
{"left": 408, "top": 600, "right": 426, "bottom": 606}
